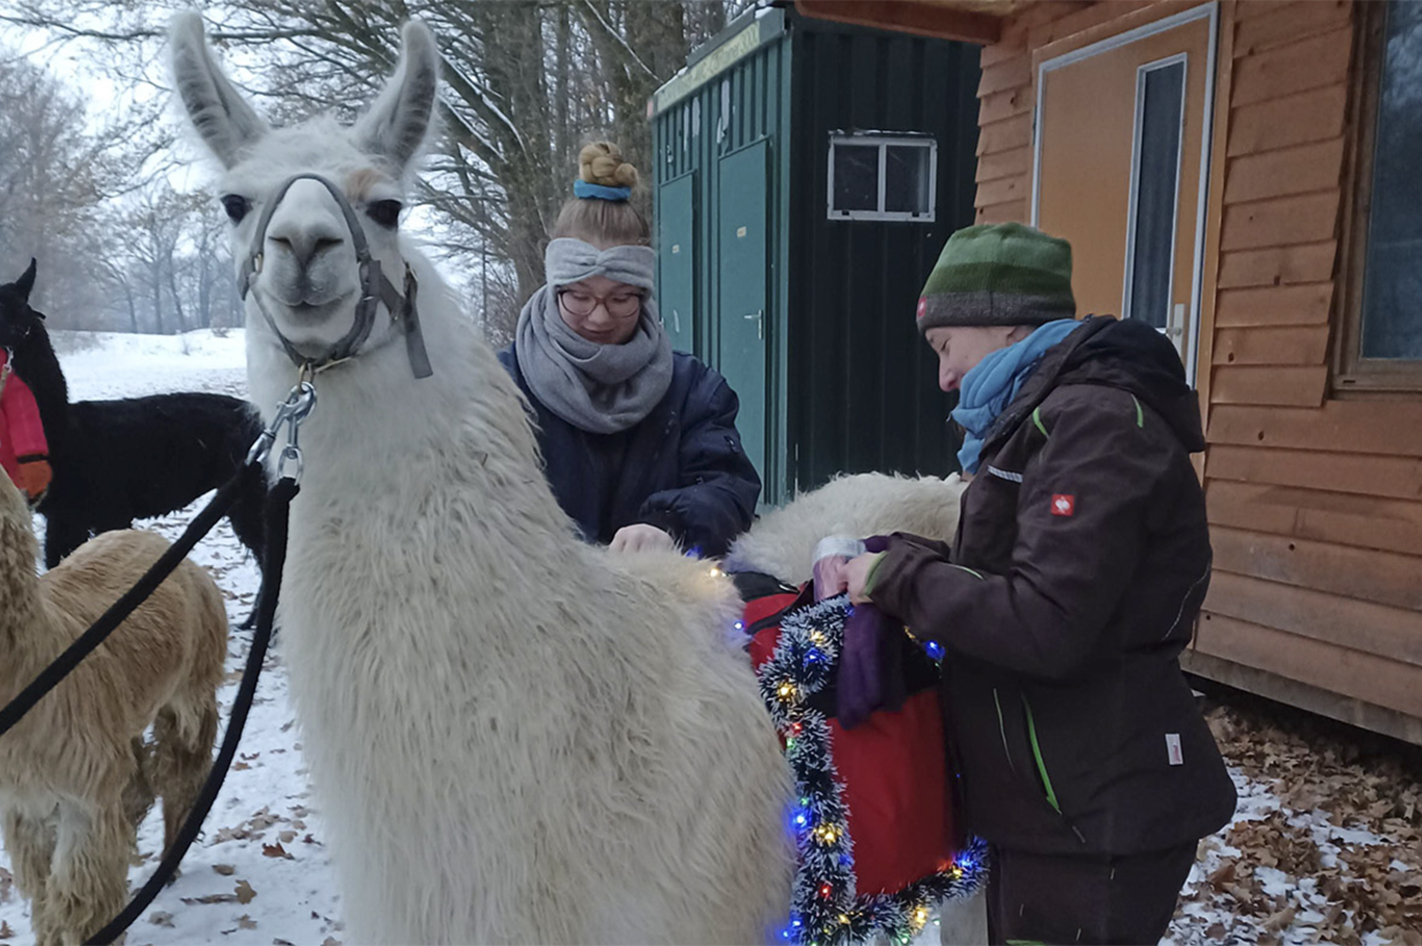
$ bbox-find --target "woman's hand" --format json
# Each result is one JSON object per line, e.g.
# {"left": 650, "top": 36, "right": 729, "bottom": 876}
{"left": 610, "top": 523, "right": 677, "bottom": 553}
{"left": 843, "top": 552, "right": 885, "bottom": 605}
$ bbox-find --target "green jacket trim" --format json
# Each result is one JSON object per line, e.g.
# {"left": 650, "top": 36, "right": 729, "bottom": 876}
{"left": 861, "top": 552, "right": 889, "bottom": 598}
{"left": 1021, "top": 694, "right": 1062, "bottom": 814}
{"left": 1031, "top": 406, "right": 1050, "bottom": 438}
{"left": 1131, "top": 394, "right": 1145, "bottom": 428}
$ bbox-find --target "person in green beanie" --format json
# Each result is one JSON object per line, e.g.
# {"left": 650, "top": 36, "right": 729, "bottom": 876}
{"left": 830, "top": 222, "right": 1237, "bottom": 944}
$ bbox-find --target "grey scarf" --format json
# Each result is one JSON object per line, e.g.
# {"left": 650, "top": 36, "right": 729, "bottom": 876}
{"left": 514, "top": 239, "right": 673, "bottom": 434}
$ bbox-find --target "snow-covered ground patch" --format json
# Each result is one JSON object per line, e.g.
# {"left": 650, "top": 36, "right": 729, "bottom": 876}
{"left": 2, "top": 328, "right": 1418, "bottom": 946}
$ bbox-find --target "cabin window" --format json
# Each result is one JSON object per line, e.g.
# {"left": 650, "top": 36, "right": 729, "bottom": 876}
{"left": 1339, "top": 0, "right": 1422, "bottom": 390}
{"left": 1124, "top": 57, "right": 1187, "bottom": 331}
{"left": 827, "top": 135, "right": 937, "bottom": 222}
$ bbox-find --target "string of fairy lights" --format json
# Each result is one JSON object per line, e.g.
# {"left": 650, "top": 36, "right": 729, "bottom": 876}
{"left": 754, "top": 595, "right": 988, "bottom": 946}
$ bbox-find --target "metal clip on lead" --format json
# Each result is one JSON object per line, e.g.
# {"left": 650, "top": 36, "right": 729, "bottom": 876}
{"left": 246, "top": 382, "right": 317, "bottom": 486}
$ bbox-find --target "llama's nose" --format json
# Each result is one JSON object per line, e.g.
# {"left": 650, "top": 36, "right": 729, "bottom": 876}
{"left": 266, "top": 221, "right": 346, "bottom": 270}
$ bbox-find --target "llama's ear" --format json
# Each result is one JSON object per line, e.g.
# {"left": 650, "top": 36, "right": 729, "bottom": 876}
{"left": 15, "top": 258, "right": 36, "bottom": 300}
{"left": 354, "top": 20, "right": 440, "bottom": 173}
{"left": 169, "top": 12, "right": 269, "bottom": 169}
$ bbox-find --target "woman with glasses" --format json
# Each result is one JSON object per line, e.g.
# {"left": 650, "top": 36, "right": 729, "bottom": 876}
{"left": 498, "top": 142, "right": 761, "bottom": 557}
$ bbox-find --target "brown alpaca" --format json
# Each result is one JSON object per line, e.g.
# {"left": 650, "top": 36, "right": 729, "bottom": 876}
{"left": 0, "top": 474, "right": 228, "bottom": 944}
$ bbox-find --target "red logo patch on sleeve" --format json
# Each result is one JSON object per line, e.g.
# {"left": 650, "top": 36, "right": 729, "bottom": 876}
{"left": 916, "top": 297, "right": 928, "bottom": 320}
{"left": 1051, "top": 494, "right": 1075, "bottom": 517}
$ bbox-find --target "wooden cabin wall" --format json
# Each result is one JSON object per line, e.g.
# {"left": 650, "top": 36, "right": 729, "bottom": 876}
{"left": 973, "top": 0, "right": 1422, "bottom": 740}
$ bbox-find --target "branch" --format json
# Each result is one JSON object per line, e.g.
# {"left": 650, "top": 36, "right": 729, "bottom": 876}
{"left": 577, "top": 0, "right": 657, "bottom": 81}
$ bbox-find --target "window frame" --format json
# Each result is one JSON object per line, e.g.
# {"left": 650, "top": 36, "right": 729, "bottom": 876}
{"left": 1335, "top": 0, "right": 1422, "bottom": 393}
{"left": 826, "top": 134, "right": 938, "bottom": 223}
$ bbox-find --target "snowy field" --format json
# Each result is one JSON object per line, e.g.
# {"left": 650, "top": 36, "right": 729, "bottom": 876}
{"left": 0, "top": 328, "right": 1418, "bottom": 946}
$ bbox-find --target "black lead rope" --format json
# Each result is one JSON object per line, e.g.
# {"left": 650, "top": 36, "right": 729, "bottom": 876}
{"left": 0, "top": 461, "right": 263, "bottom": 739}
{"left": 88, "top": 474, "right": 299, "bottom": 946}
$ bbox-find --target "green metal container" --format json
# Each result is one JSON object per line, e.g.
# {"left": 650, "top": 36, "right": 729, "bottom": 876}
{"left": 652, "top": 4, "right": 980, "bottom": 505}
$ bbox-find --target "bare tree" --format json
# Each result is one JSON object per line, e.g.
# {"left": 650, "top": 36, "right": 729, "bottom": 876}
{"left": 1, "top": 0, "right": 744, "bottom": 339}
{"left": 0, "top": 51, "right": 115, "bottom": 327}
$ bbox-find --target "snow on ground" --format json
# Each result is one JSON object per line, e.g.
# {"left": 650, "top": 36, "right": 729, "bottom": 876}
{"left": 2, "top": 328, "right": 1419, "bottom": 946}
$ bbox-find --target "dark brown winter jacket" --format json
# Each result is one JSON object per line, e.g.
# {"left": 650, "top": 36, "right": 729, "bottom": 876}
{"left": 868, "top": 316, "right": 1237, "bottom": 856}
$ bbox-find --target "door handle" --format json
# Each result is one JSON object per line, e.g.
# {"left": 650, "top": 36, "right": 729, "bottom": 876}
{"left": 672, "top": 308, "right": 682, "bottom": 333}
{"left": 745, "top": 310, "right": 763, "bottom": 340}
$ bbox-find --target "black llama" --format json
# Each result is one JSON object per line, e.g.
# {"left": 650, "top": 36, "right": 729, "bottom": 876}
{"left": 0, "top": 259, "right": 268, "bottom": 583}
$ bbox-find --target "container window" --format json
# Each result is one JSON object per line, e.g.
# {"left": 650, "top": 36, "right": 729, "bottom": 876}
{"left": 884, "top": 145, "right": 934, "bottom": 215}
{"left": 832, "top": 144, "right": 879, "bottom": 213}
{"left": 828, "top": 135, "right": 936, "bottom": 222}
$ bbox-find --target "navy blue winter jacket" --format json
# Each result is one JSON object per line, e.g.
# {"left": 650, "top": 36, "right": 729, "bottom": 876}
{"left": 498, "top": 345, "right": 761, "bottom": 558}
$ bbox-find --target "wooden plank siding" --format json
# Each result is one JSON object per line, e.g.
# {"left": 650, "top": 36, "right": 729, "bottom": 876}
{"left": 962, "top": 0, "right": 1422, "bottom": 735}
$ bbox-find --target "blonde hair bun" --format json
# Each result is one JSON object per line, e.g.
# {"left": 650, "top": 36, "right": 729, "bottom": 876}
{"left": 579, "top": 141, "right": 639, "bottom": 190}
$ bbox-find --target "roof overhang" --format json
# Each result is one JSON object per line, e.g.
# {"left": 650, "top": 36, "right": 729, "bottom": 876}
{"left": 794, "top": 0, "right": 1030, "bottom": 45}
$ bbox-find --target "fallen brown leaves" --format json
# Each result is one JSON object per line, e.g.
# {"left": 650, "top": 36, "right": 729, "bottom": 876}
{"left": 0, "top": 920, "right": 13, "bottom": 940}
{"left": 1170, "top": 691, "right": 1422, "bottom": 944}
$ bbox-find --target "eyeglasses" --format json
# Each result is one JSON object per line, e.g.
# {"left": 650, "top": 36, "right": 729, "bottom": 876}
{"left": 557, "top": 287, "right": 643, "bottom": 319}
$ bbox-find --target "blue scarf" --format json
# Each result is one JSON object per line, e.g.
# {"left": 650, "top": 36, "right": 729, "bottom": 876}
{"left": 952, "top": 319, "right": 1080, "bottom": 474}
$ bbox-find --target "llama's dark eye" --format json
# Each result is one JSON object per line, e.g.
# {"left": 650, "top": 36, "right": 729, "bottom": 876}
{"left": 367, "top": 199, "right": 402, "bottom": 230}
{"left": 220, "top": 194, "right": 251, "bottom": 223}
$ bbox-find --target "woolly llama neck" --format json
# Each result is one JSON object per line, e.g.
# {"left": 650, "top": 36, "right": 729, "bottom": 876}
{"left": 552, "top": 141, "right": 648, "bottom": 247}
{"left": 0, "top": 477, "right": 45, "bottom": 657}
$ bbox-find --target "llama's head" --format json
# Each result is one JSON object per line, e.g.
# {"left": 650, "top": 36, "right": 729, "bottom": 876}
{"left": 0, "top": 259, "right": 44, "bottom": 352}
{"left": 169, "top": 13, "right": 438, "bottom": 366}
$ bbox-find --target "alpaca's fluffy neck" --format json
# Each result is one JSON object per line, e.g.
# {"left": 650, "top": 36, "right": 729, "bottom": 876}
{"left": 0, "top": 493, "right": 50, "bottom": 687}
{"left": 11, "top": 323, "right": 69, "bottom": 448}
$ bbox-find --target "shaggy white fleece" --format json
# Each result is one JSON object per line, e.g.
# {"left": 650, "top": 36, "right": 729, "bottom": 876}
{"left": 726, "top": 473, "right": 967, "bottom": 583}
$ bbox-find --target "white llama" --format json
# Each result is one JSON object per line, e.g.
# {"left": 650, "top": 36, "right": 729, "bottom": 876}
{"left": 170, "top": 14, "right": 985, "bottom": 943}
{"left": 171, "top": 15, "right": 793, "bottom": 944}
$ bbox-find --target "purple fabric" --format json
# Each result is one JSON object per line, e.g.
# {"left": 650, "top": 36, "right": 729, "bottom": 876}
{"left": 836, "top": 601, "right": 907, "bottom": 729}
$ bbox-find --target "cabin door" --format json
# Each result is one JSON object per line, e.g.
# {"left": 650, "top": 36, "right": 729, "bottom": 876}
{"left": 1033, "top": 5, "right": 1218, "bottom": 384}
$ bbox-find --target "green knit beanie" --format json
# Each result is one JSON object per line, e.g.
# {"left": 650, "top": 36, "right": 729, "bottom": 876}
{"left": 916, "top": 222, "right": 1076, "bottom": 333}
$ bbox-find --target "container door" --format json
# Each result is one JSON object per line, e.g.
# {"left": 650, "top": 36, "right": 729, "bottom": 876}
{"left": 717, "top": 139, "right": 770, "bottom": 494}
{"left": 1034, "top": 6, "right": 1216, "bottom": 383}
{"left": 657, "top": 172, "right": 696, "bottom": 354}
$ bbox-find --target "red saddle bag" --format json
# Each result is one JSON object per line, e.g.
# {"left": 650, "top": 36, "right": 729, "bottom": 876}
{"left": 743, "top": 585, "right": 960, "bottom": 897}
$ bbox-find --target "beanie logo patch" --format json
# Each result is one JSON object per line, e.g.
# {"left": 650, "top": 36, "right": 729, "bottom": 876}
{"left": 916, "top": 297, "right": 927, "bottom": 321}
{"left": 1051, "top": 494, "right": 1076, "bottom": 517}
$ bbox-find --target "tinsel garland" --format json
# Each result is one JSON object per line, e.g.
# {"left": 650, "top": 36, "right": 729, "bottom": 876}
{"left": 755, "top": 595, "right": 988, "bottom": 946}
